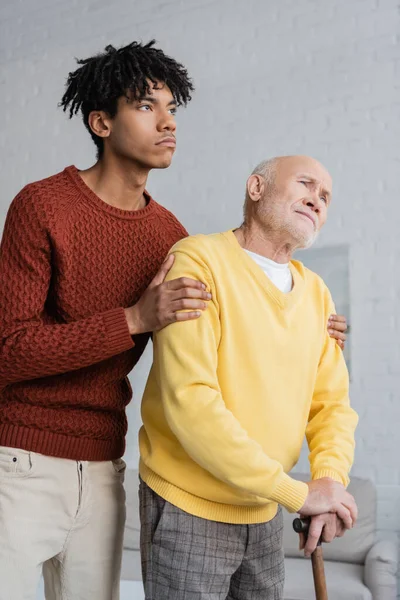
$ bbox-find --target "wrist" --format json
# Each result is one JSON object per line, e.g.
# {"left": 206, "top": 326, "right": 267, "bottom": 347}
{"left": 124, "top": 306, "right": 141, "bottom": 335}
{"left": 312, "top": 470, "right": 347, "bottom": 487}
{"left": 270, "top": 474, "right": 309, "bottom": 513}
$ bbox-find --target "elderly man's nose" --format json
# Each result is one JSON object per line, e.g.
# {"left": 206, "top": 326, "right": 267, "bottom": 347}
{"left": 305, "top": 199, "right": 320, "bottom": 212}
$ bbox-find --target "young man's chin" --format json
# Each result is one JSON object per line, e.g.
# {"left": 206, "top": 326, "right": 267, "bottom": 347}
{"left": 151, "top": 156, "right": 174, "bottom": 170}
{"left": 119, "top": 150, "right": 174, "bottom": 171}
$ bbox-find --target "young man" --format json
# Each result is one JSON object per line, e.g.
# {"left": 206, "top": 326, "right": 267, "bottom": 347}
{"left": 139, "top": 156, "right": 358, "bottom": 600}
{"left": 0, "top": 41, "right": 210, "bottom": 600}
{"left": 0, "top": 42, "right": 346, "bottom": 599}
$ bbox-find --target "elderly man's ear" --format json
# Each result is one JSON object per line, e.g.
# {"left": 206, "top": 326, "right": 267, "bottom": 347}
{"left": 247, "top": 174, "right": 265, "bottom": 202}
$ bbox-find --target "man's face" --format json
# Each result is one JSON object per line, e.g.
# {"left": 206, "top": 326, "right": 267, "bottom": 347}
{"left": 106, "top": 81, "right": 177, "bottom": 169}
{"left": 259, "top": 156, "right": 332, "bottom": 248}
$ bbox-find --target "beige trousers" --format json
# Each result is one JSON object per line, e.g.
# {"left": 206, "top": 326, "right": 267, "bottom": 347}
{"left": 0, "top": 445, "right": 126, "bottom": 600}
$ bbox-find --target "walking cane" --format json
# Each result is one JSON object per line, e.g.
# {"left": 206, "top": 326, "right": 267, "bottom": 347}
{"left": 292, "top": 518, "right": 328, "bottom": 600}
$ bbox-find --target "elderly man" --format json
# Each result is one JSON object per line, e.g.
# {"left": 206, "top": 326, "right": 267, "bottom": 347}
{"left": 138, "top": 155, "right": 358, "bottom": 600}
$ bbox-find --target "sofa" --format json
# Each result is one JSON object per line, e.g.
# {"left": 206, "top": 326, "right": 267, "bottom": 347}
{"left": 281, "top": 473, "right": 398, "bottom": 600}
{"left": 122, "top": 470, "right": 398, "bottom": 600}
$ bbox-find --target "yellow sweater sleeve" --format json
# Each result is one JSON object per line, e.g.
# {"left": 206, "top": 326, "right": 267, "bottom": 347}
{"left": 153, "top": 245, "right": 309, "bottom": 513}
{"left": 306, "top": 290, "right": 358, "bottom": 487}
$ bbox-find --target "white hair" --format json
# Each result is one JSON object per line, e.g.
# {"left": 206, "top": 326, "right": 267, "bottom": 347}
{"left": 251, "top": 157, "right": 279, "bottom": 184}
{"left": 243, "top": 157, "right": 279, "bottom": 223}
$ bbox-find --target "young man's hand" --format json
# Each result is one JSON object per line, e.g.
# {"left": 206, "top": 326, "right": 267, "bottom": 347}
{"left": 125, "top": 254, "right": 211, "bottom": 335}
{"left": 299, "top": 478, "right": 358, "bottom": 531}
{"left": 328, "top": 314, "right": 347, "bottom": 349}
{"left": 298, "top": 512, "right": 347, "bottom": 557}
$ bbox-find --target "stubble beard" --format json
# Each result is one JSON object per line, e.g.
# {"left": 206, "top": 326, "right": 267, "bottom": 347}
{"left": 261, "top": 204, "right": 319, "bottom": 250}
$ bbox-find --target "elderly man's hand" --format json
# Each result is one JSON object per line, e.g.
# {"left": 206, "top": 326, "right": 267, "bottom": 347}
{"left": 299, "top": 478, "right": 358, "bottom": 529}
{"left": 327, "top": 314, "right": 347, "bottom": 350}
{"left": 298, "top": 513, "right": 347, "bottom": 557}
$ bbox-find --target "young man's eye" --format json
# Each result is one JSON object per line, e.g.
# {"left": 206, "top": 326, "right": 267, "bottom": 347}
{"left": 169, "top": 107, "right": 177, "bottom": 115}
{"left": 138, "top": 104, "right": 151, "bottom": 111}
{"left": 320, "top": 197, "right": 328, "bottom": 204}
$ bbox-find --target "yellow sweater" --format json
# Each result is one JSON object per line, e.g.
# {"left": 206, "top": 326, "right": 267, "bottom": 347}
{"left": 139, "top": 231, "right": 358, "bottom": 524}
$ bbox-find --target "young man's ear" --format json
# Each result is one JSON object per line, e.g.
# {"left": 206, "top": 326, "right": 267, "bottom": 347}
{"left": 88, "top": 111, "right": 112, "bottom": 139}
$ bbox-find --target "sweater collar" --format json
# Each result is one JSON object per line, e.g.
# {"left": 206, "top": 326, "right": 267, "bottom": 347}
{"left": 221, "top": 230, "right": 306, "bottom": 309}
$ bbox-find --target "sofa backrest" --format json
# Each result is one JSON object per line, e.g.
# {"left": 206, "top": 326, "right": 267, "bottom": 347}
{"left": 282, "top": 473, "right": 376, "bottom": 565}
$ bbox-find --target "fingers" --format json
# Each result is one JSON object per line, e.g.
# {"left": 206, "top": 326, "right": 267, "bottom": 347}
{"left": 329, "top": 314, "right": 347, "bottom": 324}
{"left": 172, "top": 287, "right": 212, "bottom": 302}
{"left": 320, "top": 517, "right": 337, "bottom": 544}
{"left": 303, "top": 513, "right": 347, "bottom": 557}
{"left": 175, "top": 310, "right": 202, "bottom": 322}
{"left": 147, "top": 273, "right": 211, "bottom": 332}
{"left": 335, "top": 519, "right": 346, "bottom": 538}
{"left": 328, "top": 315, "right": 347, "bottom": 331}
{"left": 151, "top": 254, "right": 175, "bottom": 287}
{"left": 166, "top": 280, "right": 212, "bottom": 315}
{"left": 328, "top": 315, "right": 347, "bottom": 349}
{"left": 172, "top": 299, "right": 208, "bottom": 312}
{"left": 304, "top": 517, "right": 324, "bottom": 557}
{"left": 344, "top": 496, "right": 358, "bottom": 524}
{"left": 335, "top": 505, "right": 353, "bottom": 530}
{"left": 302, "top": 514, "right": 346, "bottom": 557}
{"left": 166, "top": 276, "right": 208, "bottom": 292}
{"left": 328, "top": 331, "right": 346, "bottom": 350}
{"left": 158, "top": 301, "right": 207, "bottom": 328}
{"left": 329, "top": 314, "right": 346, "bottom": 322}
{"left": 155, "top": 308, "right": 203, "bottom": 329}
{"left": 339, "top": 490, "right": 358, "bottom": 525}
{"left": 328, "top": 330, "right": 346, "bottom": 342}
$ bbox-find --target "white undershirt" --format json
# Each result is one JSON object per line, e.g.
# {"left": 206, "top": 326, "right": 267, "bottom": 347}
{"left": 244, "top": 249, "right": 293, "bottom": 293}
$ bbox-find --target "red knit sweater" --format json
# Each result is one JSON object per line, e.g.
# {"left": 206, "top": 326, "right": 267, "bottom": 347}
{"left": 0, "top": 166, "right": 187, "bottom": 460}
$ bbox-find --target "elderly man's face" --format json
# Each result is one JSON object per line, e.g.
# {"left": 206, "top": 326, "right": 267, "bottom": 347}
{"left": 260, "top": 156, "right": 332, "bottom": 248}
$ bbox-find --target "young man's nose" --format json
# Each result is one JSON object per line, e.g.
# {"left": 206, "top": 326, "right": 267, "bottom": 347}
{"left": 158, "top": 112, "right": 176, "bottom": 132}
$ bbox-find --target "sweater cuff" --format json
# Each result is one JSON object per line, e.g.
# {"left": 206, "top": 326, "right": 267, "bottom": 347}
{"left": 312, "top": 468, "right": 349, "bottom": 488}
{"left": 269, "top": 473, "right": 309, "bottom": 513}
{"left": 103, "top": 308, "right": 135, "bottom": 356}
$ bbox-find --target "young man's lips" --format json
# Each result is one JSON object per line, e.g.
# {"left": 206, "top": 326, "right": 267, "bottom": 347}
{"left": 156, "top": 138, "right": 176, "bottom": 147}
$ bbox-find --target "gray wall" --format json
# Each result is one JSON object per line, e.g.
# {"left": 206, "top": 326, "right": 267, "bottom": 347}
{"left": 1, "top": 0, "right": 399, "bottom": 591}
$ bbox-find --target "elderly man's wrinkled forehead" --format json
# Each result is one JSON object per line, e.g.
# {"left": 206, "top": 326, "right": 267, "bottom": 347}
{"left": 273, "top": 156, "right": 332, "bottom": 193}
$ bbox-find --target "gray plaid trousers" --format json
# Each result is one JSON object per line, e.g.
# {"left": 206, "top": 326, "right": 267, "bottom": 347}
{"left": 139, "top": 479, "right": 285, "bottom": 600}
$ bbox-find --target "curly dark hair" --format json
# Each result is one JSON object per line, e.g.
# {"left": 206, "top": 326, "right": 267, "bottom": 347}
{"left": 59, "top": 40, "right": 194, "bottom": 158}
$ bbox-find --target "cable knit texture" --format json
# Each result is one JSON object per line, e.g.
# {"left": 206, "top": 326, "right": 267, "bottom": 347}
{"left": 0, "top": 166, "right": 187, "bottom": 460}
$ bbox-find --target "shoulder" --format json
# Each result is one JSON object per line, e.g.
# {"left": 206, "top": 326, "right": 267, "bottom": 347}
{"left": 169, "top": 232, "right": 224, "bottom": 258}
{"left": 165, "top": 234, "right": 228, "bottom": 291}
{"left": 151, "top": 200, "right": 188, "bottom": 239}
{"left": 163, "top": 233, "right": 224, "bottom": 291}
{"left": 7, "top": 168, "right": 73, "bottom": 226}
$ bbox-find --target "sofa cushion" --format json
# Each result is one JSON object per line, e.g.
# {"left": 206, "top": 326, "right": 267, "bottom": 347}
{"left": 123, "top": 469, "right": 140, "bottom": 550}
{"left": 284, "top": 558, "right": 372, "bottom": 600}
{"left": 283, "top": 473, "right": 376, "bottom": 564}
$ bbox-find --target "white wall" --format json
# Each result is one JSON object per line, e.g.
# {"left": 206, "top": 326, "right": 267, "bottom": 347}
{"left": 1, "top": 0, "right": 399, "bottom": 592}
